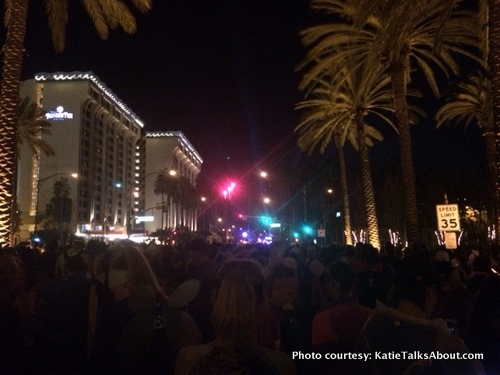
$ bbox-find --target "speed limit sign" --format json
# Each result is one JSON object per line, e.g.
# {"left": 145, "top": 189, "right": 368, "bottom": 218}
{"left": 436, "top": 204, "right": 461, "bottom": 231}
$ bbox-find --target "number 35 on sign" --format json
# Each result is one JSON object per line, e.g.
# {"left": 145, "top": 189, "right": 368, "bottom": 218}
{"left": 436, "top": 204, "right": 461, "bottom": 231}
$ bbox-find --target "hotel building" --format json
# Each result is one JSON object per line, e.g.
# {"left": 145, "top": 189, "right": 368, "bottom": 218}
{"left": 141, "top": 131, "right": 203, "bottom": 235}
{"left": 17, "top": 72, "right": 202, "bottom": 242}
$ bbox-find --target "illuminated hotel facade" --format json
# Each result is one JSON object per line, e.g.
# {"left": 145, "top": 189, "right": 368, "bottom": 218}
{"left": 17, "top": 72, "right": 202, "bottom": 242}
{"left": 140, "top": 131, "right": 203, "bottom": 235}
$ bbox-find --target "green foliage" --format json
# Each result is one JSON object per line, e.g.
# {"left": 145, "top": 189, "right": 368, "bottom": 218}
{"left": 6, "top": 0, "right": 154, "bottom": 53}
{"left": 436, "top": 74, "right": 492, "bottom": 131}
{"left": 17, "top": 96, "right": 55, "bottom": 160}
{"left": 42, "top": 178, "right": 72, "bottom": 242}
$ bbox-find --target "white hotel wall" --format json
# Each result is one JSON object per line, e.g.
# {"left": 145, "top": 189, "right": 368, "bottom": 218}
{"left": 143, "top": 132, "right": 202, "bottom": 235}
{"left": 18, "top": 79, "right": 85, "bottom": 240}
{"left": 17, "top": 73, "right": 143, "bottom": 241}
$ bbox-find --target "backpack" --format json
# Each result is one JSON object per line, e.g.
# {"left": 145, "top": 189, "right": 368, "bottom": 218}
{"left": 144, "top": 301, "right": 183, "bottom": 374}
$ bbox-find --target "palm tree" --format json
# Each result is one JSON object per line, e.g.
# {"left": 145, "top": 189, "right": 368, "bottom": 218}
{"left": 436, "top": 75, "right": 493, "bottom": 183}
{"left": 296, "top": 115, "right": 354, "bottom": 245}
{"left": 43, "top": 177, "right": 72, "bottom": 241}
{"left": 0, "top": 0, "right": 152, "bottom": 247}
{"left": 153, "top": 170, "right": 178, "bottom": 230}
{"left": 296, "top": 59, "right": 399, "bottom": 249}
{"left": 299, "top": 0, "right": 482, "bottom": 243}
{"left": 435, "top": 74, "right": 497, "bottom": 228}
{"left": 13, "top": 96, "right": 55, "bottom": 240}
{"left": 17, "top": 96, "right": 55, "bottom": 160}
{"left": 177, "top": 176, "right": 198, "bottom": 231}
{"left": 482, "top": 0, "right": 500, "bottom": 239}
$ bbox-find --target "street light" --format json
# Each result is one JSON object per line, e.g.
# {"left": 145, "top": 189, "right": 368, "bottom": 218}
{"left": 222, "top": 182, "right": 236, "bottom": 242}
{"left": 103, "top": 181, "right": 122, "bottom": 238}
{"left": 159, "top": 169, "right": 178, "bottom": 229}
{"left": 200, "top": 196, "right": 207, "bottom": 230}
{"left": 34, "top": 172, "right": 78, "bottom": 236}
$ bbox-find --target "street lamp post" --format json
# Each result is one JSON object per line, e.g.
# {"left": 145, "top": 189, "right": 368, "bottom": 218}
{"left": 124, "top": 178, "right": 143, "bottom": 238}
{"left": 200, "top": 196, "right": 206, "bottom": 230}
{"left": 222, "top": 182, "right": 236, "bottom": 242}
{"left": 34, "top": 172, "right": 78, "bottom": 236}
{"left": 159, "top": 169, "right": 177, "bottom": 230}
{"left": 141, "top": 171, "right": 160, "bottom": 234}
{"left": 126, "top": 181, "right": 134, "bottom": 238}
{"left": 103, "top": 181, "right": 123, "bottom": 239}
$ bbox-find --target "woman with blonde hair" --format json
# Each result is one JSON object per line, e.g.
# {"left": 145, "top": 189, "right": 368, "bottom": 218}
{"left": 175, "top": 271, "right": 296, "bottom": 374}
{"left": 106, "top": 242, "right": 167, "bottom": 304}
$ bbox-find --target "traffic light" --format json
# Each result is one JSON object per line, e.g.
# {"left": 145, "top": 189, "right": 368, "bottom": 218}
{"left": 261, "top": 216, "right": 272, "bottom": 225}
{"left": 303, "top": 225, "right": 312, "bottom": 234}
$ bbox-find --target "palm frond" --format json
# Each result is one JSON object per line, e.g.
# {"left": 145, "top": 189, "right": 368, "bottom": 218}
{"left": 44, "top": 0, "right": 69, "bottom": 53}
{"left": 17, "top": 97, "right": 55, "bottom": 159}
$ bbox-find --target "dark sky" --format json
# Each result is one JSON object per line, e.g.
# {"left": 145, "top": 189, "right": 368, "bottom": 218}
{"left": 3, "top": 1, "right": 489, "bottom": 196}
{"left": 16, "top": 0, "right": 313, "bottom": 186}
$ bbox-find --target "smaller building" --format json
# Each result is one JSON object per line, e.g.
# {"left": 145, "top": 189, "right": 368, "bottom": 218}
{"left": 138, "top": 131, "right": 203, "bottom": 237}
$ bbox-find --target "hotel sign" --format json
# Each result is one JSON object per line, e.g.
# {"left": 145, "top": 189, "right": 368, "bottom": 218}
{"left": 45, "top": 106, "right": 73, "bottom": 120}
{"left": 135, "top": 216, "right": 154, "bottom": 223}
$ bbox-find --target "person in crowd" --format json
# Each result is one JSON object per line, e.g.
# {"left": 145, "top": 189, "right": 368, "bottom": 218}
{"left": 258, "top": 262, "right": 312, "bottom": 372}
{"left": 311, "top": 261, "right": 372, "bottom": 375}
{"left": 295, "top": 258, "right": 335, "bottom": 339}
{"left": 175, "top": 272, "right": 296, "bottom": 375}
{"left": 89, "top": 243, "right": 185, "bottom": 374}
{"left": 37, "top": 252, "right": 91, "bottom": 374}
{"left": 431, "top": 251, "right": 473, "bottom": 338}
{"left": 466, "top": 275, "right": 500, "bottom": 374}
{"left": 0, "top": 251, "right": 24, "bottom": 374}
{"left": 185, "top": 237, "right": 219, "bottom": 343}
{"left": 87, "top": 247, "right": 115, "bottom": 358}
{"left": 218, "top": 259, "right": 265, "bottom": 308}
{"left": 255, "top": 263, "right": 300, "bottom": 352}
{"left": 358, "top": 254, "right": 484, "bottom": 374}
{"left": 38, "top": 238, "right": 60, "bottom": 279}
{"left": 356, "top": 244, "right": 392, "bottom": 309}
{"left": 53, "top": 239, "right": 91, "bottom": 277}
{"left": 465, "top": 254, "right": 494, "bottom": 295}
{"left": 11, "top": 244, "right": 47, "bottom": 374}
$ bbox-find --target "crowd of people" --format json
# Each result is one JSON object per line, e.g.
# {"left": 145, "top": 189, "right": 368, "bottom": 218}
{"left": 0, "top": 236, "right": 499, "bottom": 374}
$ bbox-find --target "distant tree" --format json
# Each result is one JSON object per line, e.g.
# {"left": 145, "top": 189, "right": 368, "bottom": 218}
{"left": 295, "top": 83, "right": 385, "bottom": 245}
{"left": 295, "top": 84, "right": 355, "bottom": 245}
{"left": 153, "top": 170, "right": 178, "bottom": 229}
{"left": 176, "top": 176, "right": 199, "bottom": 231}
{"left": 43, "top": 177, "right": 72, "bottom": 242}
{"left": 296, "top": 58, "right": 405, "bottom": 249}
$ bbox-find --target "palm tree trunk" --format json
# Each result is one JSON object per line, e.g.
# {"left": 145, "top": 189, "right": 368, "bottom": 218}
{"left": 489, "top": 0, "right": 500, "bottom": 242}
{"left": 161, "top": 193, "right": 165, "bottom": 229}
{"left": 336, "top": 134, "right": 352, "bottom": 245}
{"left": 390, "top": 66, "right": 420, "bottom": 244}
{"left": 356, "top": 113, "right": 380, "bottom": 250}
{"left": 480, "top": 118, "right": 498, "bottom": 238}
{"left": 0, "top": 0, "right": 29, "bottom": 247}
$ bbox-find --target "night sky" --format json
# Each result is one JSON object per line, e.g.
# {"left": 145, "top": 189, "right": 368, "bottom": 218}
{"left": 1, "top": 0, "right": 489, "bottom": 195}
